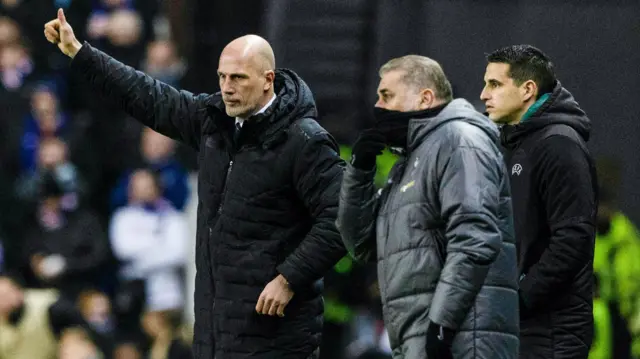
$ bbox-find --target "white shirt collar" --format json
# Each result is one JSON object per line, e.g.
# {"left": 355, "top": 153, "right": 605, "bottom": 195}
{"left": 235, "top": 94, "right": 277, "bottom": 127}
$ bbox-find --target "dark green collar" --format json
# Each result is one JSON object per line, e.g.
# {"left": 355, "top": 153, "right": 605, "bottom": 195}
{"left": 520, "top": 93, "right": 550, "bottom": 123}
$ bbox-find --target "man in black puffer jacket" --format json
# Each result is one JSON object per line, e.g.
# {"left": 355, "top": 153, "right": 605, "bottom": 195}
{"left": 44, "top": 10, "right": 346, "bottom": 359}
{"left": 481, "top": 45, "right": 598, "bottom": 359}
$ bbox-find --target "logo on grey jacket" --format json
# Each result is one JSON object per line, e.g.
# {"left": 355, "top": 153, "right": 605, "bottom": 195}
{"left": 511, "top": 163, "right": 523, "bottom": 176}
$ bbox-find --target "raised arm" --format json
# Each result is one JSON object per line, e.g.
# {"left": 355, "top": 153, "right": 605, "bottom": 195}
{"left": 45, "top": 9, "right": 208, "bottom": 149}
{"left": 336, "top": 129, "right": 387, "bottom": 263}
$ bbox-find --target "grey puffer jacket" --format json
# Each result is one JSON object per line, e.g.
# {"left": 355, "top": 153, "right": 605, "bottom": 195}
{"left": 337, "top": 99, "right": 519, "bottom": 359}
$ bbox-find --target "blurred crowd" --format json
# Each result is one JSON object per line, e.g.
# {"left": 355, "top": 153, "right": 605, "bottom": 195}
{"left": 1, "top": 1, "right": 640, "bottom": 359}
{"left": 0, "top": 0, "right": 194, "bottom": 358}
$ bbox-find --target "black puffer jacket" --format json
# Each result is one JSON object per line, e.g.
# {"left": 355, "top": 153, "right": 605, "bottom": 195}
{"left": 337, "top": 99, "right": 519, "bottom": 359}
{"left": 500, "top": 82, "right": 597, "bottom": 359}
{"left": 71, "top": 43, "right": 346, "bottom": 359}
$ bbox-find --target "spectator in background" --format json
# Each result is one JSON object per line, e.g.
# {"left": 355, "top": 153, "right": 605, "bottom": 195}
{"left": 105, "top": 9, "right": 141, "bottom": 47}
{"left": 590, "top": 275, "right": 613, "bottom": 359}
{"left": 344, "top": 278, "right": 392, "bottom": 359}
{"left": 0, "top": 39, "right": 34, "bottom": 91}
{"left": 0, "top": 0, "right": 69, "bottom": 75}
{"left": 20, "top": 83, "right": 70, "bottom": 172}
{"left": 140, "top": 40, "right": 198, "bottom": 171}
{"left": 87, "top": 2, "right": 147, "bottom": 67}
{"left": 58, "top": 327, "right": 102, "bottom": 359}
{"left": 0, "top": 16, "right": 20, "bottom": 47}
{"left": 78, "top": 289, "right": 115, "bottom": 336}
{"left": 23, "top": 169, "right": 109, "bottom": 300}
{"left": 16, "top": 137, "right": 86, "bottom": 211}
{"left": 20, "top": 83, "right": 98, "bottom": 189}
{"left": 86, "top": 0, "right": 135, "bottom": 41}
{"left": 0, "top": 163, "right": 24, "bottom": 268}
{"left": 593, "top": 186, "right": 640, "bottom": 359}
{"left": 110, "top": 169, "right": 188, "bottom": 332}
{"left": 86, "top": 0, "right": 157, "bottom": 48}
{"left": 77, "top": 289, "right": 116, "bottom": 356}
{"left": 141, "top": 309, "right": 193, "bottom": 359}
{"left": 0, "top": 17, "right": 30, "bottom": 175}
{"left": 113, "top": 341, "right": 144, "bottom": 359}
{"left": 111, "top": 128, "right": 189, "bottom": 212}
{"left": 0, "top": 272, "right": 104, "bottom": 359}
{"left": 141, "top": 40, "right": 186, "bottom": 88}
{"left": 104, "top": 8, "right": 145, "bottom": 66}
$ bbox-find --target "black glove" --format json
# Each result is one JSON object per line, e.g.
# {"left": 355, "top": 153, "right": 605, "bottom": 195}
{"left": 350, "top": 129, "right": 386, "bottom": 170}
{"left": 426, "top": 323, "right": 454, "bottom": 359}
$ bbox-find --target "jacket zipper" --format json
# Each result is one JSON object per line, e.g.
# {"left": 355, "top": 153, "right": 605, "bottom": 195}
{"left": 379, "top": 159, "right": 407, "bottom": 304}
{"left": 212, "top": 129, "right": 238, "bottom": 319}
{"left": 212, "top": 158, "right": 233, "bottom": 319}
{"left": 217, "top": 121, "right": 244, "bottom": 215}
{"left": 217, "top": 160, "right": 234, "bottom": 214}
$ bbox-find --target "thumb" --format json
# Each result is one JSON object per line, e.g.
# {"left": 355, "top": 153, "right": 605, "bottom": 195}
{"left": 57, "top": 8, "right": 67, "bottom": 25}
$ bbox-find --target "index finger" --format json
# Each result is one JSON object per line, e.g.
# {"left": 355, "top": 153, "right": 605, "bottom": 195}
{"left": 255, "top": 294, "right": 265, "bottom": 314}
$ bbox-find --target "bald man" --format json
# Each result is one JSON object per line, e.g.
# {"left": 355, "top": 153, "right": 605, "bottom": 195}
{"left": 45, "top": 9, "right": 346, "bottom": 359}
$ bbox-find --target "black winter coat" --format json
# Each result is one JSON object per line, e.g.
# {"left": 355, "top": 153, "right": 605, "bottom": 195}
{"left": 70, "top": 43, "right": 346, "bottom": 359}
{"left": 500, "top": 82, "right": 598, "bottom": 359}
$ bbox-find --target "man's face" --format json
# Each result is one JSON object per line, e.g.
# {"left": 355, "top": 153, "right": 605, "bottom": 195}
{"left": 375, "top": 70, "right": 422, "bottom": 112}
{"left": 32, "top": 90, "right": 57, "bottom": 117}
{"left": 80, "top": 293, "right": 111, "bottom": 327}
{"left": 141, "top": 129, "right": 174, "bottom": 163}
{"left": 0, "top": 17, "right": 20, "bottom": 47}
{"left": 480, "top": 62, "right": 531, "bottom": 125}
{"left": 146, "top": 41, "right": 176, "bottom": 71}
{"left": 218, "top": 54, "right": 271, "bottom": 118}
{"left": 38, "top": 140, "right": 67, "bottom": 168}
{"left": 31, "top": 90, "right": 58, "bottom": 131}
{"left": 128, "top": 170, "right": 158, "bottom": 203}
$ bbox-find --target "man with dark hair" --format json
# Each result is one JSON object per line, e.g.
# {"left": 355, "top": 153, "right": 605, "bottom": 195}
{"left": 338, "top": 54, "right": 519, "bottom": 359}
{"left": 481, "top": 45, "right": 598, "bottom": 359}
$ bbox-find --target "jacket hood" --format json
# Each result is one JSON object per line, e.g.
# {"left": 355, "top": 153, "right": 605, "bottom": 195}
{"left": 210, "top": 69, "right": 317, "bottom": 122}
{"left": 267, "top": 68, "right": 318, "bottom": 123}
{"left": 207, "top": 69, "right": 317, "bottom": 145}
{"left": 500, "top": 81, "right": 591, "bottom": 149}
{"left": 407, "top": 98, "right": 499, "bottom": 150}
